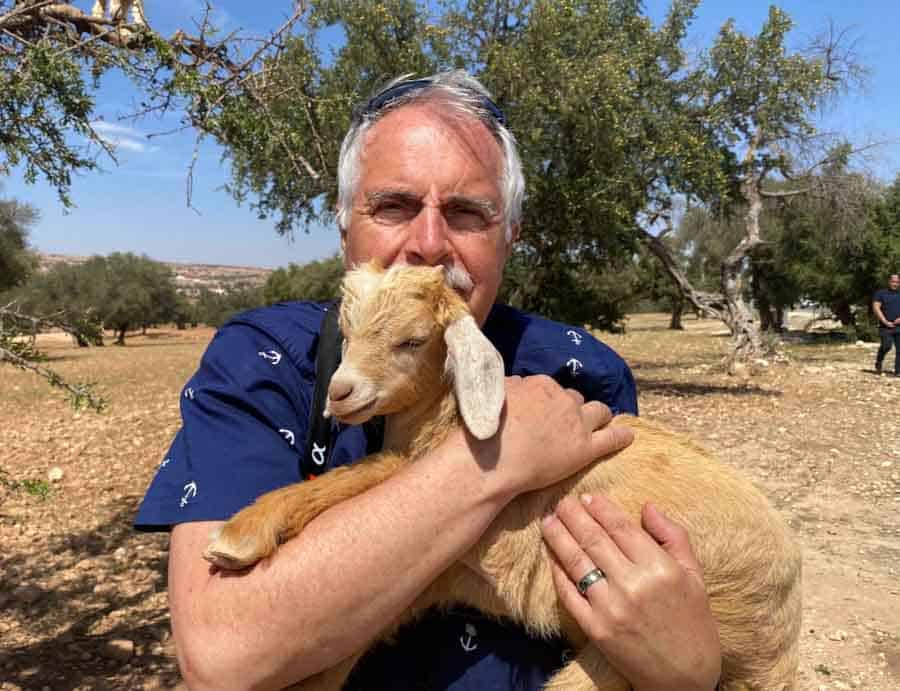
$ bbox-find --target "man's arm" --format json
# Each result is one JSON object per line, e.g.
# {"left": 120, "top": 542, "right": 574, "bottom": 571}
{"left": 872, "top": 299, "right": 900, "bottom": 329}
{"left": 873, "top": 298, "right": 894, "bottom": 327}
{"left": 169, "top": 376, "right": 632, "bottom": 690}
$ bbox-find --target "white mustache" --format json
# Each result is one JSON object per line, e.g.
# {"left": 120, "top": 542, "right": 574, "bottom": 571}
{"left": 443, "top": 265, "right": 473, "bottom": 294}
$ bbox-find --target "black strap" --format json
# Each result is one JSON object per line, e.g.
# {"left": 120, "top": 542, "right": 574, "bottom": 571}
{"left": 301, "top": 302, "right": 383, "bottom": 479}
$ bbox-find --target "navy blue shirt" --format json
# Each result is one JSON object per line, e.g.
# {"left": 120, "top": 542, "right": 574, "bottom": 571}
{"left": 874, "top": 288, "right": 900, "bottom": 327}
{"left": 135, "top": 301, "right": 638, "bottom": 690}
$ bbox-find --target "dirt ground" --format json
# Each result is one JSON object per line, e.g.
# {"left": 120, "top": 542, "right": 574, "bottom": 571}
{"left": 1, "top": 313, "right": 898, "bottom": 690}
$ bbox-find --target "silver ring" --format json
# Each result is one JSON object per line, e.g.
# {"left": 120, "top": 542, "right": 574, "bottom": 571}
{"left": 576, "top": 568, "right": 606, "bottom": 596}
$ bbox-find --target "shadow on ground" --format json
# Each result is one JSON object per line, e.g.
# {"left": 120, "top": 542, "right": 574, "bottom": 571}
{"left": 0, "top": 501, "right": 178, "bottom": 690}
{"left": 635, "top": 378, "right": 782, "bottom": 398}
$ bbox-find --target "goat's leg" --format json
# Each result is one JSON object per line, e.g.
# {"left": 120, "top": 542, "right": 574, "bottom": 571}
{"left": 205, "top": 452, "right": 407, "bottom": 569}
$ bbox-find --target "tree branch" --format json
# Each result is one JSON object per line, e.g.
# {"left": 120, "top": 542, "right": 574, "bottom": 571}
{"left": 0, "top": 343, "right": 106, "bottom": 411}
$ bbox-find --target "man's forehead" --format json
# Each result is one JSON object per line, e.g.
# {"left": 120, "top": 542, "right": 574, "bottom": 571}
{"left": 359, "top": 105, "right": 503, "bottom": 180}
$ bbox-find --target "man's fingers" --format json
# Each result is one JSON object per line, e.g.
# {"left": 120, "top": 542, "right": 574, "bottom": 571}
{"left": 590, "top": 420, "right": 633, "bottom": 459}
{"left": 567, "top": 388, "right": 586, "bottom": 406}
{"left": 642, "top": 503, "right": 704, "bottom": 577}
{"left": 549, "top": 558, "right": 599, "bottom": 630}
{"left": 578, "top": 493, "right": 656, "bottom": 563}
{"left": 541, "top": 510, "right": 611, "bottom": 598}
{"left": 581, "top": 400, "right": 612, "bottom": 429}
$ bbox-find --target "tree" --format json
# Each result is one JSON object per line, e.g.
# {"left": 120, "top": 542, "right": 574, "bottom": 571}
{"left": 638, "top": 7, "right": 868, "bottom": 368}
{"left": 94, "top": 253, "right": 174, "bottom": 343}
{"left": 193, "top": 286, "right": 265, "bottom": 328}
{"left": 263, "top": 254, "right": 344, "bottom": 304}
{"left": 0, "top": 190, "right": 106, "bottom": 408}
{"left": 0, "top": 195, "right": 39, "bottom": 292}
{"left": 18, "top": 252, "right": 181, "bottom": 344}
{"left": 773, "top": 171, "right": 899, "bottom": 339}
{"left": 1, "top": 1, "right": 874, "bottom": 372}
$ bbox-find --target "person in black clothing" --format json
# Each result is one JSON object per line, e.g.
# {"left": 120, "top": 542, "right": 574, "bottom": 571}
{"left": 873, "top": 273, "right": 900, "bottom": 376}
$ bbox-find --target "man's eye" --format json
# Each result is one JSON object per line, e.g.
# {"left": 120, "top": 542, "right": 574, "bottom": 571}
{"left": 372, "top": 203, "right": 418, "bottom": 224}
{"left": 445, "top": 207, "right": 489, "bottom": 231}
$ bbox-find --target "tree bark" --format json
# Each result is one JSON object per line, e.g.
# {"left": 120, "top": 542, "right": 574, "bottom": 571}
{"left": 832, "top": 302, "right": 855, "bottom": 328}
{"left": 669, "top": 295, "right": 685, "bottom": 330}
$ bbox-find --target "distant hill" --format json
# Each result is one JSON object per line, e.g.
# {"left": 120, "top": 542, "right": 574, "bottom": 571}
{"left": 38, "top": 253, "right": 273, "bottom": 296}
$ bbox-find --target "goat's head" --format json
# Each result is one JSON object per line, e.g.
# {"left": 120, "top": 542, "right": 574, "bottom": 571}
{"left": 325, "top": 261, "right": 505, "bottom": 440}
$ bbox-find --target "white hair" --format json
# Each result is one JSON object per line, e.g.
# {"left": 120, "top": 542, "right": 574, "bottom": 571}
{"left": 336, "top": 71, "right": 524, "bottom": 242}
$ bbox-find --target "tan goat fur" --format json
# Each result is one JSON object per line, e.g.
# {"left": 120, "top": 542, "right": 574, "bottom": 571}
{"left": 205, "top": 261, "right": 803, "bottom": 691}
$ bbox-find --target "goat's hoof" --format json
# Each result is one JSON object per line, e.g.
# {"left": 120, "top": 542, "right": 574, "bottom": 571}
{"left": 203, "top": 526, "right": 266, "bottom": 570}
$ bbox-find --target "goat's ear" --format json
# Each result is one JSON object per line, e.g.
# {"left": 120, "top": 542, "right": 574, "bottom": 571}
{"left": 444, "top": 315, "right": 505, "bottom": 440}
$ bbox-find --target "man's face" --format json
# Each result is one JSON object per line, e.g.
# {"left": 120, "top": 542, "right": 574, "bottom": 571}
{"left": 341, "top": 103, "right": 516, "bottom": 326}
{"left": 889, "top": 275, "right": 899, "bottom": 291}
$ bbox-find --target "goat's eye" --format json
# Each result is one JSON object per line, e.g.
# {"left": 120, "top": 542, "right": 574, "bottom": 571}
{"left": 397, "top": 339, "right": 425, "bottom": 350}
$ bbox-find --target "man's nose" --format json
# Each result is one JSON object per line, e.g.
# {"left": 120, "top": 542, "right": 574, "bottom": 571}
{"left": 405, "top": 205, "right": 451, "bottom": 266}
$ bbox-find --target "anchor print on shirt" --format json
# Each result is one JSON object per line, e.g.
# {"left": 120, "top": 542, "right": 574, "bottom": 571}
{"left": 566, "top": 358, "right": 583, "bottom": 377}
{"left": 311, "top": 442, "right": 327, "bottom": 466}
{"left": 180, "top": 481, "right": 198, "bottom": 508}
{"left": 279, "top": 428, "right": 296, "bottom": 446}
{"left": 459, "top": 622, "right": 478, "bottom": 652}
{"left": 566, "top": 329, "right": 583, "bottom": 346}
{"left": 258, "top": 350, "right": 282, "bottom": 366}
{"left": 183, "top": 387, "right": 195, "bottom": 400}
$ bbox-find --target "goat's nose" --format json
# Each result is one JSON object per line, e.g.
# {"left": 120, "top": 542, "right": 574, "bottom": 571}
{"left": 328, "top": 378, "right": 353, "bottom": 403}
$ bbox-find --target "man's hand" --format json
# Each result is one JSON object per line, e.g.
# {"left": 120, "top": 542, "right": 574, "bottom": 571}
{"left": 541, "top": 494, "right": 721, "bottom": 691}
{"left": 454, "top": 375, "right": 634, "bottom": 497}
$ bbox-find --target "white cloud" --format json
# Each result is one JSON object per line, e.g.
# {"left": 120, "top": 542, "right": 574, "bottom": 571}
{"left": 90, "top": 120, "right": 159, "bottom": 154}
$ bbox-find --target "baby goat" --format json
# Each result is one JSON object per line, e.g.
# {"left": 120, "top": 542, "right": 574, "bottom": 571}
{"left": 205, "top": 262, "right": 802, "bottom": 691}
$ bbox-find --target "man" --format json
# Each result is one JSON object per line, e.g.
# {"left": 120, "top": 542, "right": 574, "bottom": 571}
{"left": 873, "top": 273, "right": 900, "bottom": 376}
{"left": 136, "top": 71, "right": 721, "bottom": 690}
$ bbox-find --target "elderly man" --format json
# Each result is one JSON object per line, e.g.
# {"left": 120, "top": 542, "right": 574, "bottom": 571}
{"left": 136, "top": 71, "right": 721, "bottom": 690}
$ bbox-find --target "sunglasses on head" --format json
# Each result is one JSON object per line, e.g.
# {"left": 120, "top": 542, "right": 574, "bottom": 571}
{"left": 358, "top": 77, "right": 508, "bottom": 128}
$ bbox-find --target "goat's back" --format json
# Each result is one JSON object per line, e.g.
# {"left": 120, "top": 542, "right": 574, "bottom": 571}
{"left": 467, "top": 415, "right": 802, "bottom": 689}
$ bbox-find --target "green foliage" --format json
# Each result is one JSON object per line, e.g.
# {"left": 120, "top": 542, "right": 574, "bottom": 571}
{"left": 701, "top": 6, "right": 832, "bottom": 174}
{"left": 99, "top": 253, "right": 180, "bottom": 342}
{"left": 263, "top": 254, "right": 344, "bottom": 304}
{"left": 207, "top": 0, "right": 451, "bottom": 235}
{"left": 770, "top": 172, "right": 893, "bottom": 338}
{"left": 0, "top": 40, "right": 99, "bottom": 207}
{"left": 193, "top": 286, "right": 266, "bottom": 329}
{"left": 0, "top": 468, "right": 52, "bottom": 501}
{"left": 1, "top": 0, "right": 882, "bottom": 348}
{"left": 0, "top": 196, "right": 39, "bottom": 292}
{"left": 18, "top": 253, "right": 181, "bottom": 344}
{"left": 20, "top": 477, "right": 52, "bottom": 500}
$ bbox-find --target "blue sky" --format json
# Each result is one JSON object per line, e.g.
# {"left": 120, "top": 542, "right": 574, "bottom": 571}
{"left": 6, "top": 0, "right": 900, "bottom": 269}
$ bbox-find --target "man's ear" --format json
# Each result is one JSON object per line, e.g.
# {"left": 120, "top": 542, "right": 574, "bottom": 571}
{"left": 444, "top": 315, "right": 505, "bottom": 440}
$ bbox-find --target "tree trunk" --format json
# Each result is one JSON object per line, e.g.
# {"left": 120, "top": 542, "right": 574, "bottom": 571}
{"left": 719, "top": 169, "right": 769, "bottom": 366}
{"left": 775, "top": 305, "right": 786, "bottom": 333}
{"left": 115, "top": 327, "right": 127, "bottom": 345}
{"left": 669, "top": 295, "right": 685, "bottom": 330}
{"left": 832, "top": 302, "right": 855, "bottom": 328}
